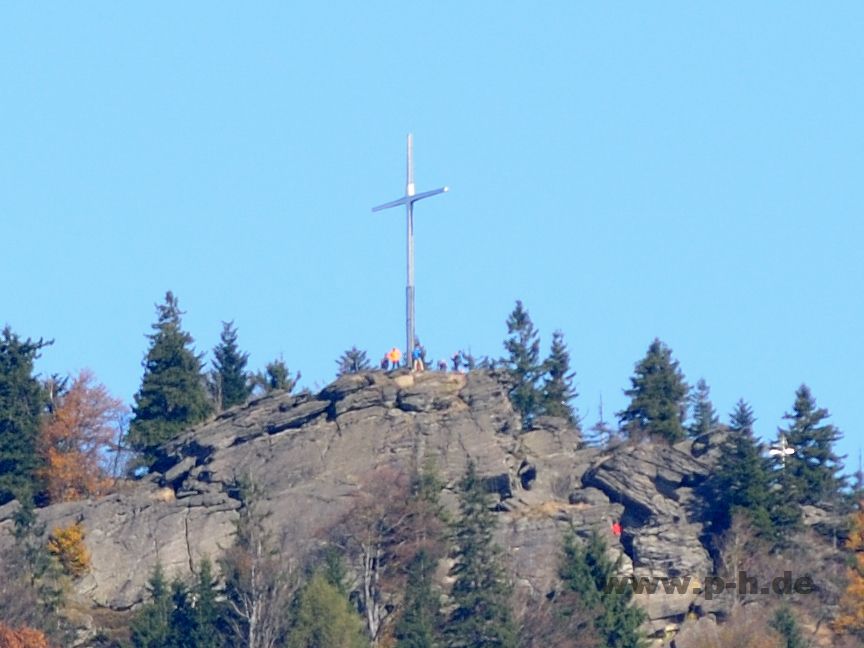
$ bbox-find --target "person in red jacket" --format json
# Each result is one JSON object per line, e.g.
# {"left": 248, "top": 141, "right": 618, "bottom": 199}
{"left": 611, "top": 520, "right": 622, "bottom": 537}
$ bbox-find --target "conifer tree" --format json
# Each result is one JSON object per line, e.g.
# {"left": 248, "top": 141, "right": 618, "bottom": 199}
{"left": 617, "top": 338, "right": 688, "bottom": 443}
{"left": 168, "top": 578, "right": 195, "bottom": 648}
{"left": 503, "top": 300, "right": 543, "bottom": 427}
{"left": 253, "top": 358, "right": 300, "bottom": 394}
{"left": 780, "top": 385, "right": 845, "bottom": 506}
{"left": 559, "top": 530, "right": 646, "bottom": 648}
{"left": 178, "top": 558, "right": 224, "bottom": 648}
{"left": 129, "top": 293, "right": 212, "bottom": 467}
{"left": 130, "top": 564, "right": 173, "bottom": 648}
{"left": 770, "top": 605, "right": 806, "bottom": 648}
{"left": 212, "top": 321, "right": 252, "bottom": 411}
{"left": 446, "top": 460, "right": 517, "bottom": 648}
{"left": 394, "top": 549, "right": 441, "bottom": 648}
{"left": 0, "top": 326, "right": 51, "bottom": 505}
{"left": 704, "top": 400, "right": 774, "bottom": 538}
{"left": 687, "top": 378, "right": 718, "bottom": 439}
{"left": 584, "top": 397, "right": 616, "bottom": 448}
{"left": 337, "top": 347, "right": 371, "bottom": 376}
{"left": 540, "top": 330, "right": 578, "bottom": 424}
{"left": 288, "top": 571, "right": 367, "bottom": 648}
{"left": 394, "top": 463, "right": 448, "bottom": 648}
{"left": 1, "top": 500, "right": 66, "bottom": 640}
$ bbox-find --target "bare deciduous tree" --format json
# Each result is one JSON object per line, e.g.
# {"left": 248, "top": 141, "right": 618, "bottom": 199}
{"left": 220, "top": 479, "right": 295, "bottom": 648}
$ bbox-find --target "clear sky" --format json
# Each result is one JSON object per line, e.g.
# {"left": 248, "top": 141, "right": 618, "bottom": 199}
{"left": 2, "top": 4, "right": 861, "bottom": 471}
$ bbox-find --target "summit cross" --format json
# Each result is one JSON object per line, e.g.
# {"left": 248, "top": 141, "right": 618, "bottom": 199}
{"left": 372, "top": 133, "right": 448, "bottom": 361}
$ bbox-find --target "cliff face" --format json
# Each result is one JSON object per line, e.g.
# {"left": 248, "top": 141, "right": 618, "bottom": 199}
{"left": 0, "top": 370, "right": 726, "bottom": 640}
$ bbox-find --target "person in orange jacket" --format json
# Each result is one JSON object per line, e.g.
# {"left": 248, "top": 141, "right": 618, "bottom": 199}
{"left": 387, "top": 347, "right": 402, "bottom": 370}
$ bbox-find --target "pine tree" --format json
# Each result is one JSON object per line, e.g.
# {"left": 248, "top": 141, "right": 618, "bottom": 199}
{"left": 780, "top": 385, "right": 846, "bottom": 506}
{"left": 617, "top": 338, "right": 688, "bottom": 443}
{"left": 128, "top": 293, "right": 212, "bottom": 467}
{"left": 687, "top": 378, "right": 718, "bottom": 439}
{"left": 770, "top": 605, "right": 806, "bottom": 648}
{"left": 212, "top": 321, "right": 252, "bottom": 411}
{"left": 0, "top": 326, "right": 51, "bottom": 505}
{"left": 540, "top": 330, "right": 578, "bottom": 424}
{"left": 130, "top": 564, "right": 173, "bottom": 648}
{"left": 337, "top": 347, "right": 371, "bottom": 376}
{"left": 446, "top": 460, "right": 517, "bottom": 648}
{"left": 559, "top": 531, "right": 646, "bottom": 648}
{"left": 395, "top": 549, "right": 441, "bottom": 648}
{"left": 503, "top": 300, "right": 543, "bottom": 427}
{"left": 288, "top": 571, "right": 367, "bottom": 648}
{"left": 704, "top": 400, "right": 775, "bottom": 538}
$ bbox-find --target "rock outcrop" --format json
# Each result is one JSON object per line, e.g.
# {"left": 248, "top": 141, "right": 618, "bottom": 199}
{"left": 0, "top": 369, "right": 726, "bottom": 644}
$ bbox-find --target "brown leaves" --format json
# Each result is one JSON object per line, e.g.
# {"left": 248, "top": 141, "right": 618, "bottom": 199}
{"left": 835, "top": 503, "right": 864, "bottom": 636}
{"left": 38, "top": 369, "right": 126, "bottom": 503}
{"left": 0, "top": 624, "right": 51, "bottom": 648}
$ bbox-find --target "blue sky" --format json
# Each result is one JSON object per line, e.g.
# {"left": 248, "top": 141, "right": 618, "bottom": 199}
{"left": 2, "top": 4, "right": 861, "bottom": 470}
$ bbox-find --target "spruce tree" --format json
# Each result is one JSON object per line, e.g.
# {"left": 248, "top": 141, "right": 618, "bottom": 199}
{"left": 395, "top": 549, "right": 441, "bottom": 648}
{"left": 183, "top": 558, "right": 224, "bottom": 648}
{"left": 129, "top": 293, "right": 212, "bottom": 467}
{"left": 0, "top": 326, "right": 51, "bottom": 505}
{"left": 780, "top": 384, "right": 845, "bottom": 506}
{"left": 540, "top": 330, "right": 578, "bottom": 424}
{"left": 617, "top": 338, "right": 688, "bottom": 443}
{"left": 704, "top": 400, "right": 774, "bottom": 537}
{"left": 559, "top": 531, "right": 646, "bottom": 648}
{"left": 687, "top": 378, "right": 718, "bottom": 439}
{"left": 337, "top": 347, "right": 371, "bottom": 376}
{"left": 446, "top": 460, "right": 517, "bottom": 648}
{"left": 130, "top": 564, "right": 173, "bottom": 648}
{"left": 503, "top": 300, "right": 543, "bottom": 427}
{"left": 4, "top": 500, "right": 66, "bottom": 639}
{"left": 253, "top": 358, "right": 300, "bottom": 394}
{"left": 770, "top": 605, "right": 806, "bottom": 648}
{"left": 212, "top": 321, "right": 251, "bottom": 411}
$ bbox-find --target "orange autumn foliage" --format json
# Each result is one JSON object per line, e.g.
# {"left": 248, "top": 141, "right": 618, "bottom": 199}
{"left": 0, "top": 623, "right": 50, "bottom": 648}
{"left": 835, "top": 502, "right": 864, "bottom": 636}
{"left": 47, "top": 521, "right": 91, "bottom": 578}
{"left": 38, "top": 369, "right": 126, "bottom": 503}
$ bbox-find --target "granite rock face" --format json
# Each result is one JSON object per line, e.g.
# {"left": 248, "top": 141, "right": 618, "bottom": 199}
{"left": 0, "top": 369, "right": 723, "bottom": 641}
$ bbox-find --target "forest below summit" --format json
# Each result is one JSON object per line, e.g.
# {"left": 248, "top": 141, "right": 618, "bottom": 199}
{"left": 0, "top": 291, "right": 862, "bottom": 648}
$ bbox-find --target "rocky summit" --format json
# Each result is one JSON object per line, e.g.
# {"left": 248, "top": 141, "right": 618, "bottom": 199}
{"left": 0, "top": 369, "right": 737, "bottom": 642}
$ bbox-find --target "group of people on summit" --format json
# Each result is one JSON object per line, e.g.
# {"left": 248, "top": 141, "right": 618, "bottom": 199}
{"left": 380, "top": 343, "right": 474, "bottom": 374}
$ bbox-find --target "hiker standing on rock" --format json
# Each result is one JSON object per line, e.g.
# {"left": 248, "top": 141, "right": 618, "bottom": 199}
{"left": 412, "top": 345, "right": 425, "bottom": 372}
{"left": 387, "top": 347, "right": 402, "bottom": 370}
{"left": 451, "top": 352, "right": 461, "bottom": 372}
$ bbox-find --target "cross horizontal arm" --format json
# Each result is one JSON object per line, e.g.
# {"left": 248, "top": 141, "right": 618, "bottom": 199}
{"left": 410, "top": 186, "right": 449, "bottom": 202}
{"left": 371, "top": 186, "right": 449, "bottom": 213}
{"left": 372, "top": 196, "right": 409, "bottom": 212}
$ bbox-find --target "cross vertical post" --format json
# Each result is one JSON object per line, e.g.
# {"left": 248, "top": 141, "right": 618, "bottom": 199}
{"left": 373, "top": 134, "right": 448, "bottom": 362}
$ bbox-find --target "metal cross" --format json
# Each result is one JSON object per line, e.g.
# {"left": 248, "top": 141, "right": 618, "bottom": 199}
{"left": 768, "top": 433, "right": 796, "bottom": 468}
{"left": 372, "top": 134, "right": 448, "bottom": 360}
